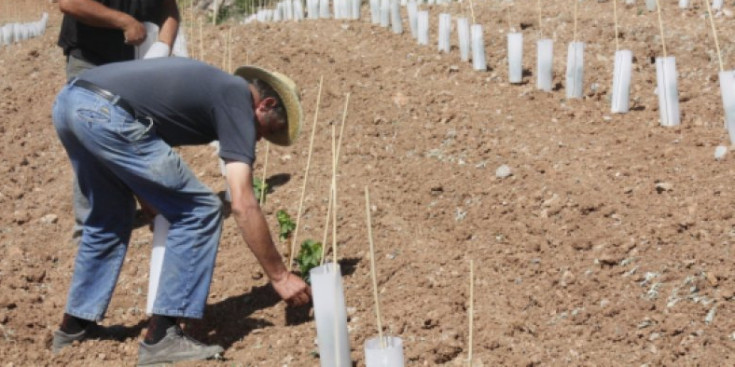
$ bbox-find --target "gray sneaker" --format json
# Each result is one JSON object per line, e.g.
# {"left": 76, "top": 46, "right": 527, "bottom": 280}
{"left": 52, "top": 324, "right": 127, "bottom": 354}
{"left": 137, "top": 326, "right": 224, "bottom": 366}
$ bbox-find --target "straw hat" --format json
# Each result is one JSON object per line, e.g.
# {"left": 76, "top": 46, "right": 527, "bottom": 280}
{"left": 234, "top": 65, "right": 303, "bottom": 146}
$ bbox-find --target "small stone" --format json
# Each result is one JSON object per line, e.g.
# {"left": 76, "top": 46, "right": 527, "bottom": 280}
{"left": 40, "top": 214, "right": 58, "bottom": 224}
{"left": 560, "top": 270, "right": 575, "bottom": 287}
{"left": 495, "top": 164, "right": 512, "bottom": 178}
{"left": 12, "top": 210, "right": 30, "bottom": 225}
{"left": 707, "top": 272, "right": 718, "bottom": 287}
{"left": 715, "top": 145, "right": 727, "bottom": 160}
{"left": 655, "top": 182, "right": 673, "bottom": 193}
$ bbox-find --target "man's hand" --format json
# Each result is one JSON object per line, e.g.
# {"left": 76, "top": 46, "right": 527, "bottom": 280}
{"left": 271, "top": 272, "right": 311, "bottom": 307}
{"left": 122, "top": 18, "right": 146, "bottom": 45}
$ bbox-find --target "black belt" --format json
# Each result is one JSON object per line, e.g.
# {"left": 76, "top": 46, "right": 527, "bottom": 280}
{"left": 70, "top": 79, "right": 136, "bottom": 117}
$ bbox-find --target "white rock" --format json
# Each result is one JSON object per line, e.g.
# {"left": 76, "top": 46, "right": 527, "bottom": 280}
{"left": 715, "top": 145, "right": 727, "bottom": 160}
{"left": 495, "top": 164, "right": 512, "bottom": 178}
{"left": 40, "top": 214, "right": 58, "bottom": 224}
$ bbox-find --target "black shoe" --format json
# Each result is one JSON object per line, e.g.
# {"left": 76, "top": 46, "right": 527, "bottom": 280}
{"left": 137, "top": 326, "right": 224, "bottom": 366}
{"left": 52, "top": 323, "right": 127, "bottom": 354}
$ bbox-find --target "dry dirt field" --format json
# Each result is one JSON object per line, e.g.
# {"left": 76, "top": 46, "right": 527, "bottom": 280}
{"left": 3, "top": 0, "right": 735, "bottom": 365}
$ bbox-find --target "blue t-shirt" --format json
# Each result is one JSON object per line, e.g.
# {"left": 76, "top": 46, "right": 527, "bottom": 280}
{"left": 79, "top": 57, "right": 256, "bottom": 165}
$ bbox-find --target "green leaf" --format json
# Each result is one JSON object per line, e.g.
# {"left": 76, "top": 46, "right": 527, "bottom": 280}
{"left": 253, "top": 177, "right": 268, "bottom": 204}
{"left": 276, "top": 210, "right": 296, "bottom": 241}
{"left": 295, "top": 239, "right": 323, "bottom": 284}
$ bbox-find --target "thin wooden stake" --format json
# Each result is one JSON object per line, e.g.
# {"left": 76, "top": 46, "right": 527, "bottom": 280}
{"left": 198, "top": 18, "right": 204, "bottom": 62}
{"left": 259, "top": 142, "right": 270, "bottom": 206}
{"left": 221, "top": 29, "right": 228, "bottom": 70}
{"left": 468, "top": 259, "right": 474, "bottom": 367}
{"left": 331, "top": 123, "right": 338, "bottom": 266}
{"left": 468, "top": 0, "right": 476, "bottom": 25}
{"left": 573, "top": 0, "right": 579, "bottom": 42}
{"left": 506, "top": 4, "right": 512, "bottom": 32}
{"left": 227, "top": 27, "right": 233, "bottom": 72}
{"left": 320, "top": 94, "right": 351, "bottom": 265}
{"left": 613, "top": 0, "right": 620, "bottom": 51}
{"left": 288, "top": 77, "right": 323, "bottom": 271}
{"left": 654, "top": 0, "right": 667, "bottom": 58}
{"left": 365, "top": 186, "right": 385, "bottom": 348}
{"left": 703, "top": 0, "right": 725, "bottom": 72}
{"left": 537, "top": 0, "right": 542, "bottom": 36}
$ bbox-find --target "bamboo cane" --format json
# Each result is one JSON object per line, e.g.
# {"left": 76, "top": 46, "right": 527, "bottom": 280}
{"left": 288, "top": 77, "right": 324, "bottom": 270}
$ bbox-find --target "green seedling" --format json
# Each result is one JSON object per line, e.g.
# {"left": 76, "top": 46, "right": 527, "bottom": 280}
{"left": 253, "top": 177, "right": 268, "bottom": 203}
{"left": 296, "top": 239, "right": 323, "bottom": 284}
{"left": 276, "top": 210, "right": 296, "bottom": 241}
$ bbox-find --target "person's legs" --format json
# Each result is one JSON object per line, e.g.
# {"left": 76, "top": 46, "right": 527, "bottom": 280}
{"left": 65, "top": 55, "right": 99, "bottom": 245}
{"left": 53, "top": 84, "right": 224, "bottom": 362}
{"left": 53, "top": 85, "right": 137, "bottom": 321}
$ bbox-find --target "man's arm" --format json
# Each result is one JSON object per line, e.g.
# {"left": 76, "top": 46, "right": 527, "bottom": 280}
{"left": 58, "top": 0, "right": 146, "bottom": 45}
{"left": 157, "top": 0, "right": 180, "bottom": 49}
{"left": 225, "top": 160, "right": 311, "bottom": 306}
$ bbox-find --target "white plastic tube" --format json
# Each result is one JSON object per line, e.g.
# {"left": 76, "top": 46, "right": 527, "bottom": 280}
{"left": 646, "top": 0, "right": 656, "bottom": 11}
{"left": 390, "top": 0, "right": 403, "bottom": 34}
{"left": 172, "top": 32, "right": 189, "bottom": 57}
{"left": 566, "top": 41, "right": 585, "bottom": 99}
{"left": 380, "top": 0, "right": 390, "bottom": 27}
{"left": 611, "top": 49, "right": 633, "bottom": 113}
{"left": 319, "top": 0, "right": 330, "bottom": 18}
{"left": 678, "top": 0, "right": 689, "bottom": 8}
{"left": 364, "top": 336, "right": 405, "bottom": 367}
{"left": 471, "top": 24, "right": 486, "bottom": 71}
{"left": 350, "top": 0, "right": 360, "bottom": 20}
{"left": 308, "top": 0, "right": 320, "bottom": 19}
{"left": 370, "top": 0, "right": 380, "bottom": 23}
{"left": 712, "top": 0, "right": 723, "bottom": 10}
{"left": 284, "top": 0, "right": 294, "bottom": 20}
{"left": 438, "top": 13, "right": 451, "bottom": 53}
{"left": 146, "top": 215, "right": 170, "bottom": 315}
{"left": 135, "top": 22, "right": 160, "bottom": 59}
{"left": 407, "top": 1, "right": 418, "bottom": 38}
{"left": 508, "top": 32, "right": 523, "bottom": 84}
{"left": 332, "top": 0, "right": 344, "bottom": 19}
{"left": 417, "top": 11, "right": 429, "bottom": 45}
{"left": 311, "top": 263, "right": 352, "bottom": 367}
{"left": 719, "top": 71, "right": 735, "bottom": 143}
{"left": 457, "top": 17, "right": 470, "bottom": 62}
{"left": 536, "top": 39, "right": 553, "bottom": 91}
{"left": 293, "top": 0, "right": 305, "bottom": 20}
{"left": 655, "top": 56, "right": 681, "bottom": 127}
{"left": 273, "top": 4, "right": 283, "bottom": 21}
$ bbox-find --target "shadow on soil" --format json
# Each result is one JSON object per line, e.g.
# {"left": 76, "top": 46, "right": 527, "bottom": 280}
{"left": 183, "top": 257, "right": 361, "bottom": 350}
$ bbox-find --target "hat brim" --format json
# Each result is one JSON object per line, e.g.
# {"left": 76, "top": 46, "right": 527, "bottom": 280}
{"left": 234, "top": 66, "right": 303, "bottom": 146}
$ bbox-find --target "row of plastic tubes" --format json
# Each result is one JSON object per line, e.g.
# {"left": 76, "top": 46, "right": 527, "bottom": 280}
{"left": 0, "top": 12, "right": 48, "bottom": 47}
{"left": 243, "top": 0, "right": 735, "bottom": 145}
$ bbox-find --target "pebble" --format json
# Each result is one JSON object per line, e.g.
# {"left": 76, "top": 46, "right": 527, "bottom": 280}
{"left": 714, "top": 145, "right": 727, "bottom": 160}
{"left": 40, "top": 214, "right": 58, "bottom": 224}
{"left": 495, "top": 164, "right": 512, "bottom": 178}
{"left": 655, "top": 182, "right": 673, "bottom": 193}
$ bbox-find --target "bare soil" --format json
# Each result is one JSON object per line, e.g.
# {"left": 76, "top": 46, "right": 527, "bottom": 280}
{"left": 3, "top": 1, "right": 735, "bottom": 365}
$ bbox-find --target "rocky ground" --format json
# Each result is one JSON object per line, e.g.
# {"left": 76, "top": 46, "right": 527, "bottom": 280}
{"left": 2, "top": 0, "right": 735, "bottom": 365}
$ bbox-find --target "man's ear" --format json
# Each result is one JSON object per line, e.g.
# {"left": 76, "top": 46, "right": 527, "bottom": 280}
{"left": 262, "top": 97, "right": 278, "bottom": 109}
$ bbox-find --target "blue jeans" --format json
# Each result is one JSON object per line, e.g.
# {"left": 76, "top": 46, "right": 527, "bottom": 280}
{"left": 52, "top": 83, "right": 223, "bottom": 321}
{"left": 66, "top": 55, "right": 98, "bottom": 243}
